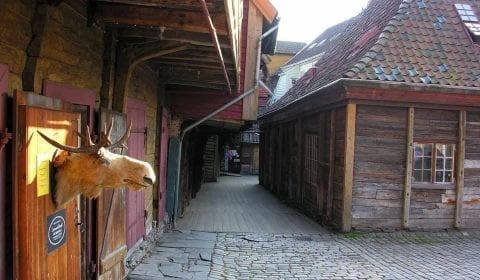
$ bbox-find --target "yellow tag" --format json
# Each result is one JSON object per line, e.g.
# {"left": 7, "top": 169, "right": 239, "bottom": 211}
{"left": 37, "top": 154, "right": 50, "bottom": 197}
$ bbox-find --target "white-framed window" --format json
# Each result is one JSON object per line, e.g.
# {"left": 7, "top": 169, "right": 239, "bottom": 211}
{"left": 414, "top": 143, "right": 455, "bottom": 184}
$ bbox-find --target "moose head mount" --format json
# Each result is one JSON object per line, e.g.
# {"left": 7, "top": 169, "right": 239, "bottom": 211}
{"left": 38, "top": 119, "right": 156, "bottom": 208}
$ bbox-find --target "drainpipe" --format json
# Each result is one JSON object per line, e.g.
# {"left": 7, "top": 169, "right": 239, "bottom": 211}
{"left": 171, "top": 24, "right": 279, "bottom": 225}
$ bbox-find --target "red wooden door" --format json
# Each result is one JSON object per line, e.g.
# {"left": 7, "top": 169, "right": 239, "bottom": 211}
{"left": 0, "top": 64, "right": 8, "bottom": 280}
{"left": 13, "top": 91, "right": 81, "bottom": 280}
{"left": 126, "top": 98, "right": 146, "bottom": 249}
{"left": 157, "top": 108, "right": 169, "bottom": 222}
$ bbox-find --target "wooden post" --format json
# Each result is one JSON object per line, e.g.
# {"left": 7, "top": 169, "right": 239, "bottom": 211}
{"left": 326, "top": 109, "right": 336, "bottom": 221}
{"left": 403, "top": 107, "right": 414, "bottom": 229}
{"left": 99, "top": 28, "right": 117, "bottom": 109}
{"left": 455, "top": 110, "right": 466, "bottom": 228}
{"left": 342, "top": 104, "right": 356, "bottom": 232}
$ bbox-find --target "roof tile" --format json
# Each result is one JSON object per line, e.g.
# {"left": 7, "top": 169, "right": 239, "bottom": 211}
{"left": 263, "top": 0, "right": 480, "bottom": 116}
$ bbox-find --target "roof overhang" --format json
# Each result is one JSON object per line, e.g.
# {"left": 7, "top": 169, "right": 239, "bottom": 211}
{"left": 259, "top": 78, "right": 480, "bottom": 124}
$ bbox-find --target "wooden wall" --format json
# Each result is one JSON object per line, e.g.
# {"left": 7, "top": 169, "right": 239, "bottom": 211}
{"left": 331, "top": 107, "right": 346, "bottom": 228}
{"left": 259, "top": 107, "right": 345, "bottom": 229}
{"left": 352, "top": 105, "right": 406, "bottom": 229}
{"left": 464, "top": 111, "right": 480, "bottom": 228}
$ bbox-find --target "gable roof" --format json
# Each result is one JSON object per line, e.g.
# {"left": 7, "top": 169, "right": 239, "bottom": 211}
{"left": 274, "top": 41, "right": 307, "bottom": 55}
{"left": 262, "top": 0, "right": 480, "bottom": 116}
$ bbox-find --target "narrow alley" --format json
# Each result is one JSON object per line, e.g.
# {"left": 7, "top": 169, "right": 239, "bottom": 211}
{"left": 128, "top": 176, "right": 480, "bottom": 280}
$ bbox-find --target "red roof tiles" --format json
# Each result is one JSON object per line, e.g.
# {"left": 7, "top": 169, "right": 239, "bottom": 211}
{"left": 262, "top": 0, "right": 480, "bottom": 116}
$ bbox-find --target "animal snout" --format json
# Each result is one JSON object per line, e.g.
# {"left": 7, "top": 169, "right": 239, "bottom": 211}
{"left": 143, "top": 176, "right": 154, "bottom": 186}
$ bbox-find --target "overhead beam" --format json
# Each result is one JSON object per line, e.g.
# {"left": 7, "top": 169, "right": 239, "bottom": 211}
{"left": 199, "top": 0, "right": 232, "bottom": 93}
{"left": 95, "top": 0, "right": 225, "bottom": 12}
{"left": 112, "top": 44, "right": 189, "bottom": 112}
{"left": 165, "top": 80, "right": 227, "bottom": 90}
{"left": 118, "top": 28, "right": 231, "bottom": 47}
{"left": 153, "top": 61, "right": 235, "bottom": 71}
{"left": 155, "top": 56, "right": 234, "bottom": 66}
{"left": 94, "top": 3, "right": 229, "bottom": 35}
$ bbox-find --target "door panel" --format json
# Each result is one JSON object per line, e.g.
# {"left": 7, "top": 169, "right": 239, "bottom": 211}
{"left": 97, "top": 110, "right": 128, "bottom": 280}
{"left": 126, "top": 98, "right": 146, "bottom": 249}
{"left": 13, "top": 91, "right": 81, "bottom": 279}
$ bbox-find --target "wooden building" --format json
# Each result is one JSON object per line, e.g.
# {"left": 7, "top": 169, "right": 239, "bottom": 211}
{"left": 259, "top": 0, "right": 480, "bottom": 232}
{"left": 0, "top": 0, "right": 277, "bottom": 279}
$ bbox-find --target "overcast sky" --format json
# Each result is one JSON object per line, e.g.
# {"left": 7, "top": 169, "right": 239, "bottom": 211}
{"left": 270, "top": 0, "right": 370, "bottom": 43}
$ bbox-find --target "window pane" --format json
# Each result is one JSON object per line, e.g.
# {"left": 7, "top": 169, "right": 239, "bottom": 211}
{"left": 435, "top": 171, "right": 444, "bottom": 182}
{"left": 445, "top": 145, "right": 453, "bottom": 157}
{"left": 424, "top": 158, "right": 432, "bottom": 169}
{"left": 414, "top": 170, "right": 423, "bottom": 181}
{"left": 436, "top": 158, "right": 444, "bottom": 169}
{"left": 445, "top": 171, "right": 453, "bottom": 182}
{"left": 415, "top": 157, "right": 422, "bottom": 169}
{"left": 445, "top": 159, "right": 453, "bottom": 170}
{"left": 424, "top": 144, "right": 432, "bottom": 156}
{"left": 423, "top": 170, "right": 431, "bottom": 182}
{"left": 415, "top": 145, "right": 423, "bottom": 156}
{"left": 436, "top": 145, "right": 445, "bottom": 157}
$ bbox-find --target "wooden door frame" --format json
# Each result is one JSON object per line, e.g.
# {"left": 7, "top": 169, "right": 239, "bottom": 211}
{"left": 0, "top": 64, "right": 8, "bottom": 280}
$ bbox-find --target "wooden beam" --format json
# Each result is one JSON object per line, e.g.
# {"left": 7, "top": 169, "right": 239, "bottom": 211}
{"left": 94, "top": 3, "right": 229, "bottom": 35}
{"left": 403, "top": 107, "right": 414, "bottom": 229}
{"left": 326, "top": 109, "right": 336, "bottom": 222}
{"left": 242, "top": 3, "right": 263, "bottom": 119}
{"left": 112, "top": 45, "right": 189, "bottom": 112}
{"left": 165, "top": 80, "right": 226, "bottom": 90}
{"left": 153, "top": 61, "right": 235, "bottom": 71}
{"left": 342, "top": 104, "right": 356, "bottom": 232}
{"left": 95, "top": 0, "right": 225, "bottom": 13}
{"left": 99, "top": 28, "right": 117, "bottom": 109}
{"left": 118, "top": 28, "right": 232, "bottom": 48}
{"left": 156, "top": 55, "right": 234, "bottom": 65}
{"left": 455, "top": 110, "right": 466, "bottom": 228}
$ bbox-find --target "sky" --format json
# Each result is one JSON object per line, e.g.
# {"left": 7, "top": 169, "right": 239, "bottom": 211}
{"left": 270, "top": 0, "right": 371, "bottom": 44}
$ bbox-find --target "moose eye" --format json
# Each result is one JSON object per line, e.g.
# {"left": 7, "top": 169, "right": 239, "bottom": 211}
{"left": 99, "top": 158, "right": 110, "bottom": 165}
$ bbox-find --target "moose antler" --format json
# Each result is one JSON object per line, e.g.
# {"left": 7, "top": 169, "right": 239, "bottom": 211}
{"left": 38, "top": 118, "right": 132, "bottom": 153}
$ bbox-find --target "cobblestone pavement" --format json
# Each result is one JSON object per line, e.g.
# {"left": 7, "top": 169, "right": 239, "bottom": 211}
{"left": 210, "top": 231, "right": 480, "bottom": 280}
{"left": 129, "top": 229, "right": 480, "bottom": 279}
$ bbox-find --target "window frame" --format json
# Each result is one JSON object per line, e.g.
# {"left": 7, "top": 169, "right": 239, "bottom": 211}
{"left": 413, "top": 142, "right": 456, "bottom": 188}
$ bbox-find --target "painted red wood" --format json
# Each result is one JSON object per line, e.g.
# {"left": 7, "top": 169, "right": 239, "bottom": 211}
{"left": 157, "top": 108, "right": 169, "bottom": 222}
{"left": 126, "top": 98, "right": 146, "bottom": 249}
{"left": 170, "top": 92, "right": 243, "bottom": 120}
{"left": 0, "top": 64, "right": 8, "bottom": 280}
{"left": 43, "top": 80, "right": 96, "bottom": 125}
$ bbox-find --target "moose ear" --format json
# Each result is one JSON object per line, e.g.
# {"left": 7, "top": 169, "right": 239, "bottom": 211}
{"left": 53, "top": 150, "right": 70, "bottom": 167}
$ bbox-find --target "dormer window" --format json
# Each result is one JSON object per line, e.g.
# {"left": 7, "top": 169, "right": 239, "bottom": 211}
{"left": 455, "top": 3, "right": 480, "bottom": 41}
{"left": 455, "top": 4, "right": 478, "bottom": 21}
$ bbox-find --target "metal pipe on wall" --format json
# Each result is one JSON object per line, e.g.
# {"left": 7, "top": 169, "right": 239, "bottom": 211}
{"left": 171, "top": 24, "right": 279, "bottom": 225}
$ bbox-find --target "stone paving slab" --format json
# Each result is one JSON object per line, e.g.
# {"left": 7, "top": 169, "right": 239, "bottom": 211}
{"left": 128, "top": 230, "right": 216, "bottom": 280}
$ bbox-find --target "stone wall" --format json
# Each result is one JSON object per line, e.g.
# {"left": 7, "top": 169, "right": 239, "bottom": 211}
{"left": 0, "top": 1, "right": 104, "bottom": 97}
{"left": 0, "top": 0, "right": 33, "bottom": 92}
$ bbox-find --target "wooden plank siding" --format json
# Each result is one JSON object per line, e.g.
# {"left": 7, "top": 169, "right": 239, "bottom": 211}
{"left": 331, "top": 107, "right": 346, "bottom": 229}
{"left": 464, "top": 111, "right": 480, "bottom": 228}
{"left": 352, "top": 105, "right": 407, "bottom": 230}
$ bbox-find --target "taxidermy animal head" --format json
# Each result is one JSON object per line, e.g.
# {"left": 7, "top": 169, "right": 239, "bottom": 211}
{"left": 38, "top": 120, "right": 156, "bottom": 208}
